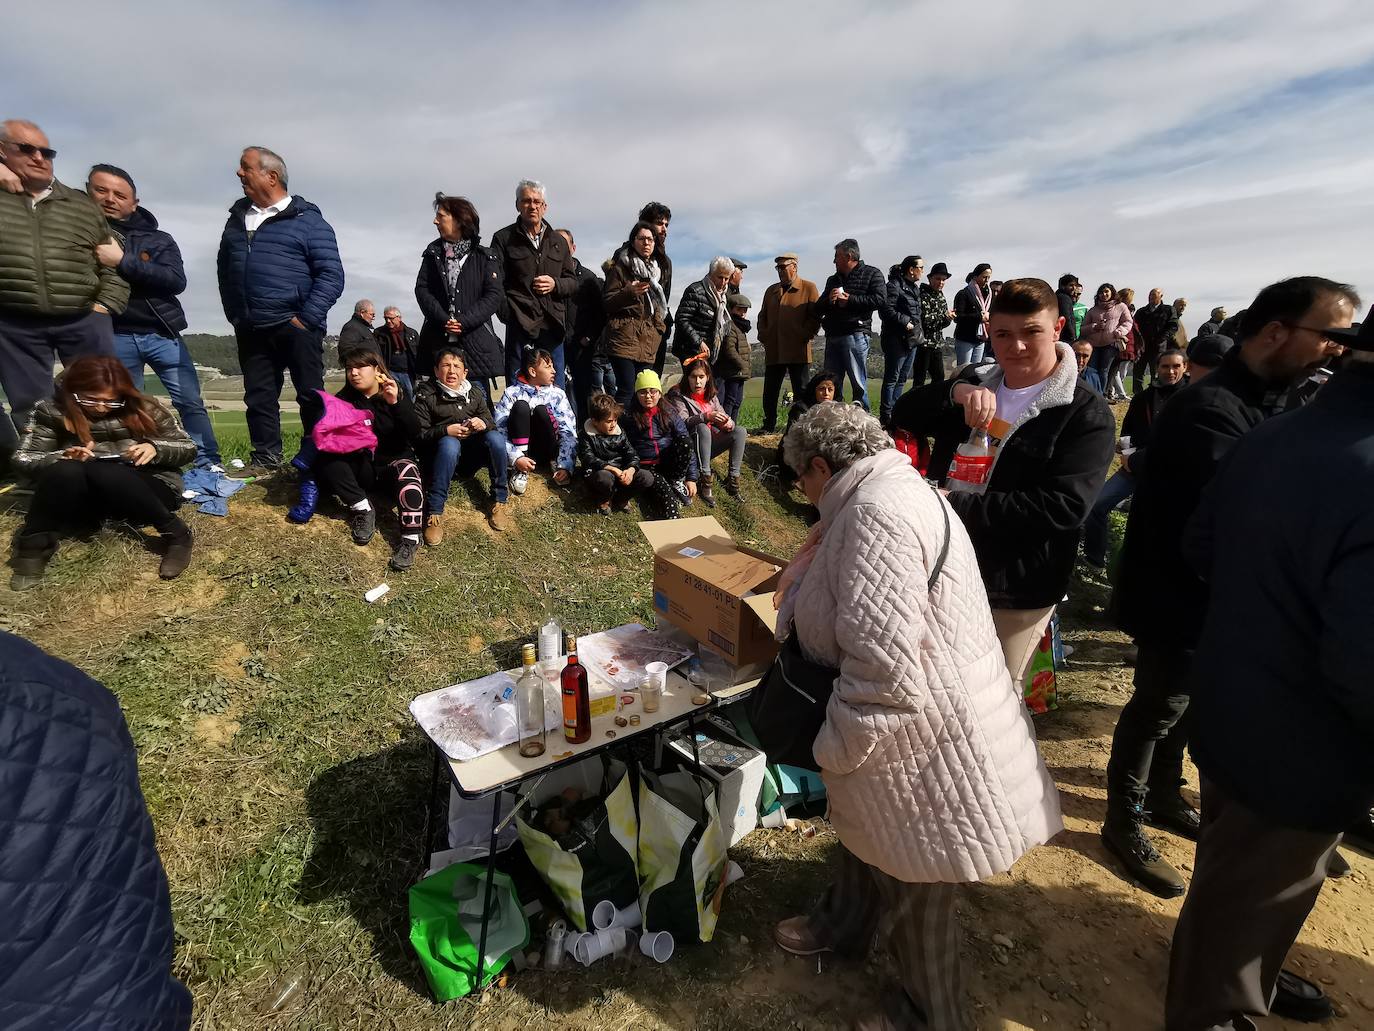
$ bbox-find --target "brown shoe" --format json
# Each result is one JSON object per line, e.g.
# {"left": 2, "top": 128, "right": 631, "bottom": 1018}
{"left": 423, "top": 513, "right": 444, "bottom": 547}
{"left": 488, "top": 501, "right": 512, "bottom": 532}
{"left": 773, "top": 915, "right": 831, "bottom": 956}
{"left": 158, "top": 524, "right": 193, "bottom": 580}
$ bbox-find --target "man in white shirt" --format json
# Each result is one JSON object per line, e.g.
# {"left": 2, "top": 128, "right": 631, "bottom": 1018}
{"left": 216, "top": 146, "right": 344, "bottom": 476}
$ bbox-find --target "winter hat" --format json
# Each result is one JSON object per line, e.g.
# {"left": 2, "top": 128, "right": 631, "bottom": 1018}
{"left": 634, "top": 369, "right": 663, "bottom": 393}
{"left": 1187, "top": 334, "right": 1235, "bottom": 368}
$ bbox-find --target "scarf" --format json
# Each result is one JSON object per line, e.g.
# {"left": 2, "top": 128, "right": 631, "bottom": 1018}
{"left": 703, "top": 276, "right": 729, "bottom": 348}
{"left": 442, "top": 239, "right": 473, "bottom": 302}
{"left": 435, "top": 378, "right": 471, "bottom": 401}
{"left": 965, "top": 281, "right": 991, "bottom": 340}
{"left": 625, "top": 251, "right": 668, "bottom": 320}
{"left": 731, "top": 314, "right": 752, "bottom": 334}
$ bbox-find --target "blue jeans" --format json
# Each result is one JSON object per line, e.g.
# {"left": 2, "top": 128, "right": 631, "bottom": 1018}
{"left": 1083, "top": 468, "right": 1134, "bottom": 567}
{"left": 114, "top": 331, "right": 222, "bottom": 467}
{"left": 879, "top": 340, "right": 918, "bottom": 423}
{"left": 505, "top": 325, "right": 566, "bottom": 393}
{"left": 824, "top": 331, "right": 869, "bottom": 409}
{"left": 391, "top": 371, "right": 414, "bottom": 400}
{"left": 1089, "top": 345, "right": 1116, "bottom": 386}
{"left": 954, "top": 338, "right": 985, "bottom": 366}
{"left": 426, "top": 429, "right": 510, "bottom": 511}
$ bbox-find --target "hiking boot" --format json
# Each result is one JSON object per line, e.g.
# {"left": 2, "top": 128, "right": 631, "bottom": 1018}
{"left": 9, "top": 531, "right": 58, "bottom": 591}
{"left": 287, "top": 477, "right": 319, "bottom": 524}
{"left": 510, "top": 471, "right": 529, "bottom": 496}
{"left": 724, "top": 474, "right": 741, "bottom": 498}
{"left": 1101, "top": 805, "right": 1186, "bottom": 898}
{"left": 389, "top": 537, "right": 420, "bottom": 571}
{"left": 1145, "top": 795, "right": 1201, "bottom": 841}
{"left": 699, "top": 473, "right": 716, "bottom": 508}
{"left": 349, "top": 506, "right": 376, "bottom": 545}
{"left": 488, "top": 501, "right": 512, "bottom": 532}
{"left": 423, "top": 513, "right": 444, "bottom": 547}
{"left": 773, "top": 915, "right": 832, "bottom": 957}
{"left": 158, "top": 524, "right": 194, "bottom": 580}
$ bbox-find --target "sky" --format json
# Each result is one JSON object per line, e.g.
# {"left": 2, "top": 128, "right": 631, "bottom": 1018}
{"left": 9, "top": 0, "right": 1374, "bottom": 337}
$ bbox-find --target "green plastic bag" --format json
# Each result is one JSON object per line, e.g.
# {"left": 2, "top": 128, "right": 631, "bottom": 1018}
{"left": 637, "top": 767, "right": 728, "bottom": 943}
{"left": 408, "top": 861, "right": 529, "bottom": 1002}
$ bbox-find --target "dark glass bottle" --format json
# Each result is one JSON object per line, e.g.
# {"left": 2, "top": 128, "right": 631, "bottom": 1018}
{"left": 560, "top": 631, "right": 591, "bottom": 744}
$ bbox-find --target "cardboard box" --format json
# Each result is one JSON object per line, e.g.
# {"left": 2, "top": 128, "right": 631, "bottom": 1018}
{"left": 637, "top": 517, "right": 784, "bottom": 668}
{"left": 665, "top": 717, "right": 767, "bottom": 847}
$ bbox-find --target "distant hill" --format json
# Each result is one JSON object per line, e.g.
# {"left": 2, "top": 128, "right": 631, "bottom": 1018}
{"left": 185, "top": 334, "right": 342, "bottom": 377}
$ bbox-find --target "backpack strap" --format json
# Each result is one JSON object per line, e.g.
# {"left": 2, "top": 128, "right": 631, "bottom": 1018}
{"left": 926, "top": 488, "right": 952, "bottom": 590}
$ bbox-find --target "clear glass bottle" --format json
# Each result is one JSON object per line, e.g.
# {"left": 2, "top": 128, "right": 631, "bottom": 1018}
{"left": 560, "top": 631, "right": 591, "bottom": 744}
{"left": 515, "top": 643, "right": 546, "bottom": 758}
{"left": 946, "top": 427, "right": 994, "bottom": 495}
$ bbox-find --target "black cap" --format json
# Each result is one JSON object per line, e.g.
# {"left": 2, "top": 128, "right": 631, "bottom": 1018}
{"left": 729, "top": 257, "right": 748, "bottom": 271}
{"left": 928, "top": 262, "right": 951, "bottom": 278}
{"left": 1324, "top": 319, "right": 1371, "bottom": 351}
{"left": 1187, "top": 334, "right": 1235, "bottom": 368}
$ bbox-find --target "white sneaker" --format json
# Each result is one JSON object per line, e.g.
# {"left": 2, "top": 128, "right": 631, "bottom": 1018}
{"left": 511, "top": 471, "right": 529, "bottom": 496}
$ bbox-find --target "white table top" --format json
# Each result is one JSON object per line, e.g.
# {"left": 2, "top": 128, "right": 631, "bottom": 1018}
{"left": 441, "top": 669, "right": 716, "bottom": 797}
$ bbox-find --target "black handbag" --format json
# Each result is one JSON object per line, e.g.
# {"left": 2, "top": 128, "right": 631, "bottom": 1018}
{"left": 746, "top": 492, "right": 952, "bottom": 770}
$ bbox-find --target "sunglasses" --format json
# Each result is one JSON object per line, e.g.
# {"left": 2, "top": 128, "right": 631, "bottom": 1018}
{"left": 6, "top": 141, "right": 57, "bottom": 160}
{"left": 72, "top": 393, "right": 125, "bottom": 409}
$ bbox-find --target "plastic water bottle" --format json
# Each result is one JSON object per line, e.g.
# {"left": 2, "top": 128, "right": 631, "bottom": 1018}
{"left": 538, "top": 619, "right": 563, "bottom": 694}
{"left": 946, "top": 427, "right": 994, "bottom": 495}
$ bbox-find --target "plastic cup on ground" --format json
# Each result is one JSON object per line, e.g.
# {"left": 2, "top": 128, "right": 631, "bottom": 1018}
{"left": 592, "top": 899, "right": 642, "bottom": 932}
{"left": 574, "top": 926, "right": 628, "bottom": 965}
{"left": 760, "top": 807, "right": 788, "bottom": 829}
{"left": 639, "top": 929, "right": 674, "bottom": 963}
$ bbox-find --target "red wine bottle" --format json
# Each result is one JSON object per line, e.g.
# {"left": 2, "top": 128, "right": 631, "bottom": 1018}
{"left": 560, "top": 632, "right": 591, "bottom": 744}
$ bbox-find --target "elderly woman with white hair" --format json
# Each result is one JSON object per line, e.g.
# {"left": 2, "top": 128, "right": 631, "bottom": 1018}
{"left": 770, "top": 402, "right": 1063, "bottom": 1030}
{"left": 671, "top": 256, "right": 735, "bottom": 366}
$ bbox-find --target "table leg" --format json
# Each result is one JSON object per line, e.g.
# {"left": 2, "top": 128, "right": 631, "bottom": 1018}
{"left": 421, "top": 744, "right": 442, "bottom": 870}
{"left": 475, "top": 788, "right": 502, "bottom": 991}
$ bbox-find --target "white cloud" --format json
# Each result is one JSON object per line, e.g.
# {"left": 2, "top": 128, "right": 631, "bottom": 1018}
{"left": 5, "top": 0, "right": 1374, "bottom": 333}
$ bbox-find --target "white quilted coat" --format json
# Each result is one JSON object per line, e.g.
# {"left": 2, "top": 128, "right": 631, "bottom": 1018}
{"left": 795, "top": 449, "right": 1063, "bottom": 883}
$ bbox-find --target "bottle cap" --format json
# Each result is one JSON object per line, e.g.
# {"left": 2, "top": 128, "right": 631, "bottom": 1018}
{"left": 522, "top": 643, "right": 538, "bottom": 664}
{"left": 564, "top": 630, "right": 576, "bottom": 652}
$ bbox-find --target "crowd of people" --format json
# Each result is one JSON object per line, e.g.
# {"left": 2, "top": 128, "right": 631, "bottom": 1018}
{"left": 1, "top": 117, "right": 1371, "bottom": 1031}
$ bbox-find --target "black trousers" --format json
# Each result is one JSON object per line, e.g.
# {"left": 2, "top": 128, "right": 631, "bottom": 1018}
{"left": 911, "top": 344, "right": 946, "bottom": 390}
{"left": 642, "top": 433, "right": 694, "bottom": 518}
{"left": 506, "top": 399, "right": 558, "bottom": 467}
{"left": 585, "top": 467, "right": 654, "bottom": 506}
{"left": 1106, "top": 643, "right": 1194, "bottom": 813}
{"left": 610, "top": 355, "right": 648, "bottom": 409}
{"left": 315, "top": 451, "right": 424, "bottom": 535}
{"left": 235, "top": 320, "right": 325, "bottom": 466}
{"left": 761, "top": 362, "right": 809, "bottom": 431}
{"left": 22, "top": 459, "right": 183, "bottom": 536}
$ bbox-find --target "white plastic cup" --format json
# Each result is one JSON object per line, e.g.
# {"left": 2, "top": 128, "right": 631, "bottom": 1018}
{"left": 573, "top": 926, "right": 627, "bottom": 966}
{"left": 592, "top": 899, "right": 642, "bottom": 932}
{"left": 760, "top": 807, "right": 788, "bottom": 829}
{"left": 364, "top": 584, "right": 390, "bottom": 603}
{"left": 639, "top": 929, "right": 674, "bottom": 964}
{"left": 645, "top": 661, "right": 668, "bottom": 692}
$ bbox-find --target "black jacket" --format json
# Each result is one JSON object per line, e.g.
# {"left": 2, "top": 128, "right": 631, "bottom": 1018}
{"left": 414, "top": 239, "right": 505, "bottom": 379}
{"left": 919, "top": 283, "right": 953, "bottom": 341}
{"left": 335, "top": 384, "right": 420, "bottom": 461}
{"left": 1056, "top": 289, "right": 1077, "bottom": 343}
{"left": 411, "top": 378, "right": 494, "bottom": 447}
{"left": 1184, "top": 362, "right": 1374, "bottom": 832}
{"left": 952, "top": 283, "right": 991, "bottom": 344}
{"left": 109, "top": 206, "right": 188, "bottom": 337}
{"left": 565, "top": 259, "right": 605, "bottom": 354}
{"left": 0, "top": 632, "right": 193, "bottom": 1030}
{"left": 337, "top": 313, "right": 376, "bottom": 362}
{"left": 1119, "top": 379, "right": 1184, "bottom": 467}
{"left": 892, "top": 346, "right": 1116, "bottom": 608}
{"left": 1113, "top": 350, "right": 1289, "bottom": 646}
{"left": 373, "top": 322, "right": 420, "bottom": 377}
{"left": 577, "top": 418, "right": 641, "bottom": 475}
{"left": 880, "top": 269, "right": 924, "bottom": 350}
{"left": 488, "top": 220, "right": 577, "bottom": 337}
{"left": 815, "top": 261, "right": 887, "bottom": 336}
{"left": 1136, "top": 301, "right": 1180, "bottom": 354}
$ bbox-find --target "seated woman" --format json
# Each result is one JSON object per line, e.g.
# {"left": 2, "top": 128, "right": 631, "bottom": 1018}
{"left": 621, "top": 370, "right": 697, "bottom": 519}
{"left": 663, "top": 358, "right": 745, "bottom": 506}
{"left": 315, "top": 348, "right": 424, "bottom": 572}
{"left": 576, "top": 392, "right": 654, "bottom": 515}
{"left": 491, "top": 348, "right": 576, "bottom": 497}
{"left": 413, "top": 347, "right": 511, "bottom": 539}
{"left": 776, "top": 369, "right": 839, "bottom": 485}
{"left": 10, "top": 355, "right": 197, "bottom": 589}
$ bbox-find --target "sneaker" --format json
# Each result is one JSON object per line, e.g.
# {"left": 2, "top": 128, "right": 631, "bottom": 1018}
{"left": 672, "top": 480, "right": 690, "bottom": 505}
{"left": 389, "top": 537, "right": 419, "bottom": 571}
{"left": 1100, "top": 806, "right": 1186, "bottom": 898}
{"left": 1145, "top": 796, "right": 1202, "bottom": 841}
{"left": 287, "top": 478, "right": 319, "bottom": 524}
{"left": 510, "top": 471, "right": 529, "bottom": 496}
{"left": 423, "top": 512, "right": 444, "bottom": 547}
{"left": 349, "top": 506, "right": 376, "bottom": 545}
{"left": 230, "top": 461, "right": 280, "bottom": 480}
{"left": 772, "top": 915, "right": 832, "bottom": 957}
{"left": 488, "top": 501, "right": 513, "bottom": 532}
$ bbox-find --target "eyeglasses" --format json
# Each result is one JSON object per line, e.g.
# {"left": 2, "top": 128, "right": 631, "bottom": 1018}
{"left": 72, "top": 393, "right": 124, "bottom": 409}
{"left": 1281, "top": 322, "right": 1343, "bottom": 345}
{"left": 4, "top": 141, "right": 57, "bottom": 160}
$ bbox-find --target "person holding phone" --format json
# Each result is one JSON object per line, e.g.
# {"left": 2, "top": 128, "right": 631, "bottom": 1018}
{"left": 9, "top": 355, "right": 197, "bottom": 589}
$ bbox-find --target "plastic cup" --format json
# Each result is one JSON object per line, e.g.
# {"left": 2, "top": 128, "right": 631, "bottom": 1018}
{"left": 645, "top": 661, "right": 668, "bottom": 692}
{"left": 592, "top": 899, "right": 642, "bottom": 932}
{"left": 573, "top": 926, "right": 628, "bottom": 966}
{"left": 639, "top": 929, "right": 674, "bottom": 963}
{"left": 759, "top": 807, "right": 788, "bottom": 829}
{"left": 641, "top": 676, "right": 662, "bottom": 713}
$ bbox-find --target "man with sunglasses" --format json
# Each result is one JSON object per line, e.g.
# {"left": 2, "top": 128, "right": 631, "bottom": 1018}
{"left": 1104, "top": 277, "right": 1358, "bottom": 908}
{"left": 0, "top": 119, "right": 129, "bottom": 439}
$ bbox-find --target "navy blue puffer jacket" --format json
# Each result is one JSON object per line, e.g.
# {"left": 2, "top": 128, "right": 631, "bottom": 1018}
{"left": 0, "top": 632, "right": 193, "bottom": 1031}
{"left": 111, "top": 206, "right": 189, "bottom": 337}
{"left": 216, "top": 195, "right": 344, "bottom": 331}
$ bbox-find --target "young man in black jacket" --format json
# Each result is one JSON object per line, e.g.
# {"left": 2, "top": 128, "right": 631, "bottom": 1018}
{"left": 1166, "top": 313, "right": 1374, "bottom": 1030}
{"left": 555, "top": 228, "right": 605, "bottom": 421}
{"left": 1103, "top": 277, "right": 1359, "bottom": 901}
{"left": 87, "top": 164, "right": 223, "bottom": 471}
{"left": 892, "top": 277, "right": 1115, "bottom": 681}
{"left": 815, "top": 238, "right": 888, "bottom": 411}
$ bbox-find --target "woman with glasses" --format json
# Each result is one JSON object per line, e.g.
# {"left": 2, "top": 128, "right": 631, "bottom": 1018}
{"left": 9, "top": 355, "right": 197, "bottom": 589}
{"left": 602, "top": 221, "right": 669, "bottom": 407}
